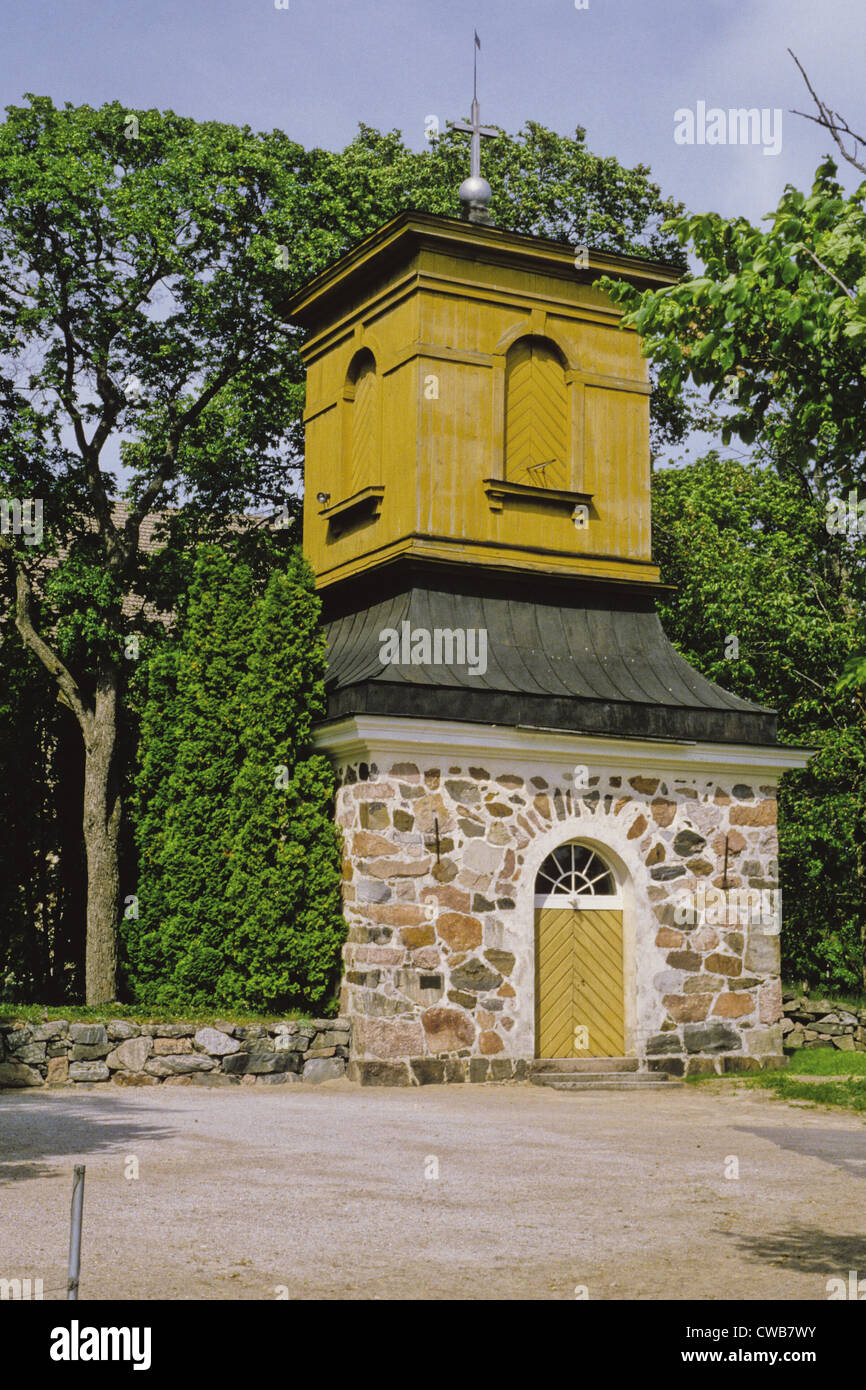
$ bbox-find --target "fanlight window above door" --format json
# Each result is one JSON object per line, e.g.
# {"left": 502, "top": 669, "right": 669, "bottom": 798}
{"left": 535, "top": 843, "right": 616, "bottom": 897}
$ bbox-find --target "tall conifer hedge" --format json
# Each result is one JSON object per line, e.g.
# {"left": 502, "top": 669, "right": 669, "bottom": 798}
{"left": 125, "top": 544, "right": 344, "bottom": 1011}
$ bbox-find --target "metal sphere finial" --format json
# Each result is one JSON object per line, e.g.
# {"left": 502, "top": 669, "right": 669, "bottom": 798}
{"left": 458, "top": 174, "right": 492, "bottom": 223}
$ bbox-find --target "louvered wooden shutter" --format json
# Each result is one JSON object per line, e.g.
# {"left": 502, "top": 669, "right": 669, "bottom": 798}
{"left": 349, "top": 358, "right": 377, "bottom": 495}
{"left": 504, "top": 338, "right": 568, "bottom": 489}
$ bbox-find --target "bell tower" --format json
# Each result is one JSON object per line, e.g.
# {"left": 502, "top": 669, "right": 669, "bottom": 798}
{"left": 282, "top": 89, "right": 807, "bottom": 1087}
{"left": 291, "top": 210, "right": 672, "bottom": 596}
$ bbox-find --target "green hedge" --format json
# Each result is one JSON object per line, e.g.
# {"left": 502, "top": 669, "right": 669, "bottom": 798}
{"left": 124, "top": 544, "right": 345, "bottom": 1011}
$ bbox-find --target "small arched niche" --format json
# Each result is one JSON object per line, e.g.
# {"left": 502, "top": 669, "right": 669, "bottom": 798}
{"left": 341, "top": 348, "right": 379, "bottom": 498}
{"left": 504, "top": 335, "right": 569, "bottom": 490}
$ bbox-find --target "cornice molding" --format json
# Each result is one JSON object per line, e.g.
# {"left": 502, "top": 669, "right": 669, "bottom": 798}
{"left": 314, "top": 714, "right": 813, "bottom": 780}
{"left": 283, "top": 210, "right": 681, "bottom": 332}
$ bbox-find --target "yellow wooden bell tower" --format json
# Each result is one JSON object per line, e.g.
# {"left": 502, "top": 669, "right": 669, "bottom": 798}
{"left": 286, "top": 211, "right": 679, "bottom": 595}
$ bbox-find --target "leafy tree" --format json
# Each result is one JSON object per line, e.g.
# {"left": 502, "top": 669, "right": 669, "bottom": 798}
{"left": 0, "top": 95, "right": 690, "bottom": 1001}
{"left": 779, "top": 734, "right": 866, "bottom": 992}
{"left": 301, "top": 120, "right": 686, "bottom": 260}
{"left": 598, "top": 157, "right": 866, "bottom": 687}
{"left": 601, "top": 160, "right": 866, "bottom": 490}
{"left": 653, "top": 454, "right": 866, "bottom": 990}
{"left": 0, "top": 98, "right": 307, "bottom": 1000}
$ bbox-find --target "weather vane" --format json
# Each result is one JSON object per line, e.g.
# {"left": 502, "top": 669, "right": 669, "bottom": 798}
{"left": 451, "top": 30, "right": 497, "bottom": 224}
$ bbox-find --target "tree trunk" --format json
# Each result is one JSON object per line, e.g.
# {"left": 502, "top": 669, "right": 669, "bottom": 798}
{"left": 856, "top": 696, "right": 866, "bottom": 1000}
{"left": 82, "top": 659, "right": 121, "bottom": 1003}
{"left": 8, "top": 561, "right": 125, "bottom": 1004}
{"left": 858, "top": 794, "right": 866, "bottom": 999}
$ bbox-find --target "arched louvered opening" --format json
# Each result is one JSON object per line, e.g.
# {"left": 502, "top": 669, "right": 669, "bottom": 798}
{"left": 504, "top": 336, "right": 569, "bottom": 489}
{"left": 342, "top": 348, "right": 378, "bottom": 497}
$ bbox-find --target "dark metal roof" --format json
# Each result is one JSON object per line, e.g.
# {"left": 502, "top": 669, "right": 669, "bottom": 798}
{"left": 323, "top": 585, "right": 779, "bottom": 746}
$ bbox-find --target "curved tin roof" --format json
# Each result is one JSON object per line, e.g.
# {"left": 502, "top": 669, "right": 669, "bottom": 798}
{"left": 323, "top": 585, "right": 778, "bottom": 746}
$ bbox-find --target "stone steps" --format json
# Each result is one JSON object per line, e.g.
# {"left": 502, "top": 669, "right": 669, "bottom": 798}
{"left": 531, "top": 1057, "right": 640, "bottom": 1074}
{"left": 546, "top": 1076, "right": 682, "bottom": 1091}
{"left": 530, "top": 1058, "right": 682, "bottom": 1091}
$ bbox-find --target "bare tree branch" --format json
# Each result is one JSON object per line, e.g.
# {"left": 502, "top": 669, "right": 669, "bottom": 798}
{"left": 797, "top": 243, "right": 857, "bottom": 301}
{"left": 789, "top": 49, "right": 866, "bottom": 176}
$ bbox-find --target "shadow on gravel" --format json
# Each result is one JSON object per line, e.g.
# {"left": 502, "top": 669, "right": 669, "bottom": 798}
{"left": 733, "top": 1124, "right": 866, "bottom": 1182}
{"left": 0, "top": 1092, "right": 178, "bottom": 1185}
{"left": 721, "top": 1223, "right": 866, "bottom": 1278}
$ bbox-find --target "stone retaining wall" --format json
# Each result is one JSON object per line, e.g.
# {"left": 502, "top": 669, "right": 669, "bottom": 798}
{"left": 0, "top": 1017, "right": 351, "bottom": 1088}
{"left": 782, "top": 994, "right": 866, "bottom": 1052}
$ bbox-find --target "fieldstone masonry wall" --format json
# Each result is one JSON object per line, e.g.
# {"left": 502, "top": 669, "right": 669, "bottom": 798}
{"left": 337, "top": 757, "right": 785, "bottom": 1083}
{"left": 0, "top": 1017, "right": 351, "bottom": 1088}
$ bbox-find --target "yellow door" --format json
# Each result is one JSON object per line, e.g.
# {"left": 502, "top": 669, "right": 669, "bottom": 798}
{"left": 536, "top": 906, "right": 625, "bottom": 1058}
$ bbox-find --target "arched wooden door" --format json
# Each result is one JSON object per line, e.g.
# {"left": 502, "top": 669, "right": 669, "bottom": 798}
{"left": 535, "top": 843, "right": 624, "bottom": 1058}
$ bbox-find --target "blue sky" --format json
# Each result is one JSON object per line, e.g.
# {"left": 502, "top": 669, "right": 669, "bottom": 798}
{"left": 4, "top": 0, "right": 866, "bottom": 226}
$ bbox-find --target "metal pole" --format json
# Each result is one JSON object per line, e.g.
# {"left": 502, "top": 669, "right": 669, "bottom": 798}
{"left": 67, "top": 1165, "right": 85, "bottom": 1300}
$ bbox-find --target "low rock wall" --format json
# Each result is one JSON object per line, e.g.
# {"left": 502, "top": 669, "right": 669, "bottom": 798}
{"left": 0, "top": 1017, "right": 351, "bottom": 1088}
{"left": 782, "top": 994, "right": 866, "bottom": 1052}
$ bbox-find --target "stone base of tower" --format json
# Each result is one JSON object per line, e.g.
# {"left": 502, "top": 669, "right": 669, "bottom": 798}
{"left": 319, "top": 717, "right": 803, "bottom": 1085}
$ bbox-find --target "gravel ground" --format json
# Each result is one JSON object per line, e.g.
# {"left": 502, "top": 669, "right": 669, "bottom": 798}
{"left": 1, "top": 1080, "right": 864, "bottom": 1301}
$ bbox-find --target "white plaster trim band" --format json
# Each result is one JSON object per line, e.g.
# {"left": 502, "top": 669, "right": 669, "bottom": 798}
{"left": 315, "top": 715, "right": 812, "bottom": 780}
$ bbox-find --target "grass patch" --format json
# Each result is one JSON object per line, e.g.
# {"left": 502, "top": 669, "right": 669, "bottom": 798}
{"left": 0, "top": 1003, "right": 320, "bottom": 1026}
{"left": 688, "top": 1049, "right": 866, "bottom": 1112}
{"left": 785, "top": 1047, "right": 866, "bottom": 1076}
{"left": 735, "top": 1072, "right": 866, "bottom": 1112}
